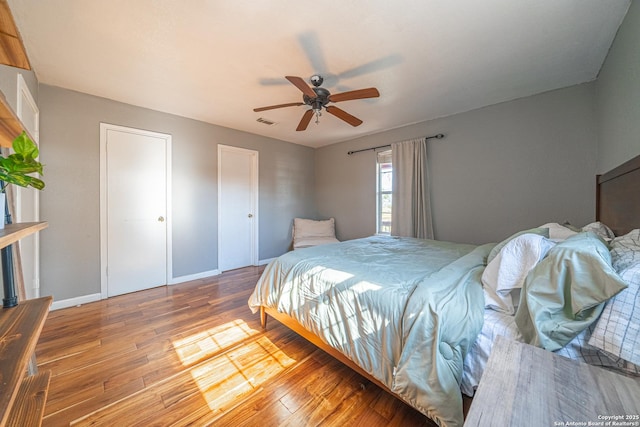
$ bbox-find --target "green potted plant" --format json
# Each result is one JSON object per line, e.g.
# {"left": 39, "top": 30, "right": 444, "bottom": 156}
{"left": 0, "top": 131, "right": 44, "bottom": 229}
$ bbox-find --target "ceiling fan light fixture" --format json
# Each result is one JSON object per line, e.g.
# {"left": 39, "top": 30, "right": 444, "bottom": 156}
{"left": 311, "top": 99, "right": 323, "bottom": 124}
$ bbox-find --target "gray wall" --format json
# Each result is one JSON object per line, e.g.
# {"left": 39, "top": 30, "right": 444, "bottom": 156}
{"left": 316, "top": 83, "right": 598, "bottom": 245}
{"left": 39, "top": 84, "right": 315, "bottom": 301}
{"left": 596, "top": 0, "right": 640, "bottom": 173}
{"left": 17, "top": 0, "right": 640, "bottom": 302}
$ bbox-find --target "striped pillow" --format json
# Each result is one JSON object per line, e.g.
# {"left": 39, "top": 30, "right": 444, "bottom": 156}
{"left": 588, "top": 230, "right": 640, "bottom": 366}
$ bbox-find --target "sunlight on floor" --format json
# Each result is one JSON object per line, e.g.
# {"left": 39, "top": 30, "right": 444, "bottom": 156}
{"left": 172, "top": 319, "right": 257, "bottom": 366}
{"left": 172, "top": 319, "right": 297, "bottom": 412}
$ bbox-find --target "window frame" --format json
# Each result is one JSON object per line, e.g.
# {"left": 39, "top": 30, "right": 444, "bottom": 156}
{"left": 376, "top": 149, "right": 392, "bottom": 235}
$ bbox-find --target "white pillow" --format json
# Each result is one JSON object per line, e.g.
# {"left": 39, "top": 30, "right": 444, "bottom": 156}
{"left": 482, "top": 234, "right": 555, "bottom": 315}
{"left": 294, "top": 217, "right": 335, "bottom": 238}
{"left": 539, "top": 222, "right": 578, "bottom": 242}
{"left": 293, "top": 218, "right": 338, "bottom": 248}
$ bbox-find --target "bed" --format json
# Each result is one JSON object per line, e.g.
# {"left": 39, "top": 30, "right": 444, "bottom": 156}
{"left": 248, "top": 154, "right": 640, "bottom": 427}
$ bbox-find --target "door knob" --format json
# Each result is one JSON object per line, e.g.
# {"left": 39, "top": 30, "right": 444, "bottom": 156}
{"left": 158, "top": 216, "right": 165, "bottom": 222}
{"left": 248, "top": 214, "right": 253, "bottom": 218}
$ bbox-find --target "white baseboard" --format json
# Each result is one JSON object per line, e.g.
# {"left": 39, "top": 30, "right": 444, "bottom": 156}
{"left": 51, "top": 293, "right": 102, "bottom": 311}
{"left": 169, "top": 269, "right": 220, "bottom": 285}
{"left": 258, "top": 257, "right": 276, "bottom": 266}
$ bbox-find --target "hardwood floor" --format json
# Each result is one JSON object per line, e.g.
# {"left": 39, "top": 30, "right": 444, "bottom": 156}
{"left": 36, "top": 266, "right": 449, "bottom": 426}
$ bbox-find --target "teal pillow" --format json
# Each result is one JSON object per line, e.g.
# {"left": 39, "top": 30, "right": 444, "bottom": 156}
{"left": 514, "top": 232, "right": 628, "bottom": 351}
{"left": 487, "top": 227, "right": 550, "bottom": 264}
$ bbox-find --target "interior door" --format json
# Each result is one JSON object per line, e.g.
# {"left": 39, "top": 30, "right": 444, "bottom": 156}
{"left": 100, "top": 124, "right": 171, "bottom": 297}
{"left": 15, "top": 74, "right": 40, "bottom": 300}
{"left": 218, "top": 145, "right": 258, "bottom": 272}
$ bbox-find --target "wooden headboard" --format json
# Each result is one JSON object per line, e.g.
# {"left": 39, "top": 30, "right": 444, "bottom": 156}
{"left": 596, "top": 153, "right": 640, "bottom": 236}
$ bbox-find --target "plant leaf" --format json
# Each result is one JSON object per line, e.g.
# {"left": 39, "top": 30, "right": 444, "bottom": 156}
{"left": 22, "top": 175, "right": 45, "bottom": 190}
{"left": 12, "top": 131, "right": 39, "bottom": 158}
{"left": 0, "top": 131, "right": 45, "bottom": 191}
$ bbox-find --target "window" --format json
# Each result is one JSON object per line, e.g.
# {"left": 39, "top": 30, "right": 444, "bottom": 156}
{"left": 376, "top": 150, "right": 392, "bottom": 234}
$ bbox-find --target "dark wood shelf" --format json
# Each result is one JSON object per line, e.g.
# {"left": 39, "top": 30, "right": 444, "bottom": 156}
{"left": 0, "top": 297, "right": 52, "bottom": 426}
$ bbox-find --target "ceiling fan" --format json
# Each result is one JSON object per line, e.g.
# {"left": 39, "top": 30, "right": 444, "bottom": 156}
{"left": 253, "top": 75, "right": 380, "bottom": 131}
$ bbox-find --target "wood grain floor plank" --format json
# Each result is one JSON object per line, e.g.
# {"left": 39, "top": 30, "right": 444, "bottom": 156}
{"left": 43, "top": 383, "right": 104, "bottom": 416}
{"left": 41, "top": 339, "right": 139, "bottom": 377}
{"left": 36, "top": 265, "right": 441, "bottom": 426}
{"left": 318, "top": 379, "right": 382, "bottom": 427}
{"left": 212, "top": 355, "right": 324, "bottom": 426}
{"left": 370, "top": 387, "right": 412, "bottom": 421}
{"left": 43, "top": 378, "right": 145, "bottom": 427}
{"left": 279, "top": 365, "right": 369, "bottom": 426}
{"left": 44, "top": 350, "right": 148, "bottom": 412}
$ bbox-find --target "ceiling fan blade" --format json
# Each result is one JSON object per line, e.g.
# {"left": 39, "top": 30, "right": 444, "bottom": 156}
{"left": 297, "top": 32, "right": 328, "bottom": 76}
{"left": 286, "top": 76, "right": 317, "bottom": 98}
{"left": 253, "top": 102, "right": 304, "bottom": 112}
{"left": 337, "top": 54, "right": 402, "bottom": 79}
{"left": 325, "top": 106, "right": 363, "bottom": 127}
{"left": 329, "top": 88, "right": 380, "bottom": 103}
{"left": 296, "top": 109, "right": 314, "bottom": 131}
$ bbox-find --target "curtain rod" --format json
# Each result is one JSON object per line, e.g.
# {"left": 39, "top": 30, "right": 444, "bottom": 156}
{"left": 347, "top": 133, "right": 445, "bottom": 155}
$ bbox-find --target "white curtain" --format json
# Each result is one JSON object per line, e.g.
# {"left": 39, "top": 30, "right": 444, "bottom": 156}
{"left": 390, "top": 138, "right": 434, "bottom": 239}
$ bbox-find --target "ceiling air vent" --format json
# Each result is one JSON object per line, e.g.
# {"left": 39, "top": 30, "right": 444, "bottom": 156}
{"left": 256, "top": 117, "right": 276, "bottom": 126}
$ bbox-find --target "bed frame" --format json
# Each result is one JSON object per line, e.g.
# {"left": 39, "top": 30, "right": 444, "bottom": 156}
{"left": 259, "top": 305, "right": 389, "bottom": 391}
{"left": 259, "top": 152, "right": 640, "bottom": 411}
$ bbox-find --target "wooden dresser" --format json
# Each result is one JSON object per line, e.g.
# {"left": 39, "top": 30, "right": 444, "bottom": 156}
{"left": 465, "top": 336, "right": 640, "bottom": 427}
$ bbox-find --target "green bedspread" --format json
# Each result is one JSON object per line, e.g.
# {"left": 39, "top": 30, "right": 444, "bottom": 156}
{"left": 249, "top": 235, "right": 489, "bottom": 427}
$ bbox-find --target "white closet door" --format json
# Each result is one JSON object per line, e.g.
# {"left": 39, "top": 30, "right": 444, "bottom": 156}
{"left": 218, "top": 145, "right": 258, "bottom": 272}
{"left": 100, "top": 124, "right": 172, "bottom": 297}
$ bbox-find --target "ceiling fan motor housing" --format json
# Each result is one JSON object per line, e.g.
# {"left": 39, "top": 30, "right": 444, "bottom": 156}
{"left": 303, "top": 87, "right": 331, "bottom": 109}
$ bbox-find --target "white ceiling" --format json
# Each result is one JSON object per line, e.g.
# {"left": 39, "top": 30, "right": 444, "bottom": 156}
{"left": 8, "top": 0, "right": 630, "bottom": 148}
